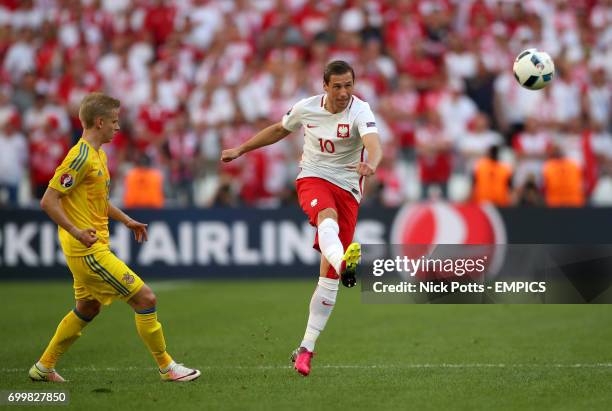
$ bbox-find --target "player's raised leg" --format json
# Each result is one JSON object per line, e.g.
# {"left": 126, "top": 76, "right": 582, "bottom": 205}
{"left": 316, "top": 208, "right": 361, "bottom": 288}
{"left": 128, "top": 284, "right": 201, "bottom": 382}
{"left": 316, "top": 208, "right": 345, "bottom": 276}
{"left": 29, "top": 299, "right": 101, "bottom": 382}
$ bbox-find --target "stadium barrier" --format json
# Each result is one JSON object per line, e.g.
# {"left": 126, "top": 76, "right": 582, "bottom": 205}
{"left": 2, "top": 204, "right": 612, "bottom": 279}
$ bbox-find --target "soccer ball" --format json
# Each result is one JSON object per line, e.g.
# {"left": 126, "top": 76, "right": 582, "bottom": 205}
{"left": 512, "top": 49, "right": 555, "bottom": 90}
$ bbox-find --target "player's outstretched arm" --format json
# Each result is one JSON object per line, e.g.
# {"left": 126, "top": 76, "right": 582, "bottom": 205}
{"left": 40, "top": 187, "right": 98, "bottom": 247}
{"left": 108, "top": 202, "right": 148, "bottom": 243}
{"left": 347, "top": 133, "right": 383, "bottom": 176}
{"left": 221, "top": 122, "right": 291, "bottom": 162}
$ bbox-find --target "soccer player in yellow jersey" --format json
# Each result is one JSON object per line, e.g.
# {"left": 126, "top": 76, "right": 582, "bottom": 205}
{"left": 28, "top": 93, "right": 200, "bottom": 382}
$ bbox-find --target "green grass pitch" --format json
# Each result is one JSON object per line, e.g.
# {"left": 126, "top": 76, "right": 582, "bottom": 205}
{"left": 1, "top": 280, "right": 612, "bottom": 410}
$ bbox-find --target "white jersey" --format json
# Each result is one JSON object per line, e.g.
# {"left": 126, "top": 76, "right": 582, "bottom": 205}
{"left": 282, "top": 94, "right": 378, "bottom": 202}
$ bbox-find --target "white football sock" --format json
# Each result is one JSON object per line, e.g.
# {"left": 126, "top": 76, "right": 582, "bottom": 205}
{"left": 317, "top": 218, "right": 344, "bottom": 274}
{"left": 300, "top": 277, "right": 339, "bottom": 352}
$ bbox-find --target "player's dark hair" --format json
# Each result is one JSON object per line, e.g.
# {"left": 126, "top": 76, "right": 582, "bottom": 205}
{"left": 324, "top": 60, "right": 355, "bottom": 85}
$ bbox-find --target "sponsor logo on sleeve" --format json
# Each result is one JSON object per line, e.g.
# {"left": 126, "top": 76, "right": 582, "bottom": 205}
{"left": 337, "top": 123, "right": 350, "bottom": 138}
{"left": 60, "top": 173, "right": 74, "bottom": 188}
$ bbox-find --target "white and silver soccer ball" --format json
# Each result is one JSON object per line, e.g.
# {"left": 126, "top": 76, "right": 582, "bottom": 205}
{"left": 512, "top": 48, "right": 555, "bottom": 90}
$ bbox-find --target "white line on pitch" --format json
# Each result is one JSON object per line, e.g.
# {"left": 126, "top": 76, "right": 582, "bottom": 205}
{"left": 5, "top": 363, "right": 612, "bottom": 372}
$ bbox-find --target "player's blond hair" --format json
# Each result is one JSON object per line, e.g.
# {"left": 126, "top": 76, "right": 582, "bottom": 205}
{"left": 78, "top": 92, "right": 120, "bottom": 129}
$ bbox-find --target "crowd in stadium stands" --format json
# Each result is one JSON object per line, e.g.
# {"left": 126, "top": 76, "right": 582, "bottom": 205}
{"left": 0, "top": 0, "right": 609, "bottom": 208}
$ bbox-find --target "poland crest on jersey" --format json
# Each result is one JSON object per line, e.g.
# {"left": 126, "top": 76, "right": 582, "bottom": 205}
{"left": 337, "top": 124, "right": 350, "bottom": 138}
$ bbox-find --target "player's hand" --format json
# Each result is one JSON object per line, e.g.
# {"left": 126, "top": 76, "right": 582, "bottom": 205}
{"left": 347, "top": 162, "right": 376, "bottom": 176}
{"left": 221, "top": 148, "right": 242, "bottom": 162}
{"left": 126, "top": 219, "right": 148, "bottom": 243}
{"left": 74, "top": 228, "right": 98, "bottom": 248}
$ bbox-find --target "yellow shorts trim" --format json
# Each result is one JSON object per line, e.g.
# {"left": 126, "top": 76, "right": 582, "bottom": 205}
{"left": 66, "top": 249, "right": 144, "bottom": 305}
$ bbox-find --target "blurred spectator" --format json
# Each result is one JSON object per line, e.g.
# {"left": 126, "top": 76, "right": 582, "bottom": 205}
{"left": 415, "top": 110, "right": 453, "bottom": 199}
{"left": 493, "top": 67, "right": 544, "bottom": 140}
{"left": 402, "top": 39, "right": 439, "bottom": 91}
{"left": 362, "top": 153, "right": 404, "bottom": 207}
{"left": 24, "top": 93, "right": 70, "bottom": 135}
{"left": 548, "top": 118, "right": 607, "bottom": 200}
{"left": 437, "top": 81, "right": 479, "bottom": 140}
{"left": 23, "top": 93, "right": 47, "bottom": 132}
{"left": 516, "top": 175, "right": 545, "bottom": 207}
{"left": 123, "top": 154, "right": 164, "bottom": 209}
{"left": 583, "top": 63, "right": 610, "bottom": 130}
{"left": 134, "top": 75, "right": 173, "bottom": 162}
{"left": 211, "top": 173, "right": 240, "bottom": 208}
{"left": 512, "top": 116, "right": 553, "bottom": 188}
{"left": 545, "top": 61, "right": 582, "bottom": 126}
{"left": 3, "top": 28, "right": 36, "bottom": 82}
{"left": 237, "top": 124, "right": 290, "bottom": 207}
{"left": 58, "top": 50, "right": 104, "bottom": 139}
{"left": 591, "top": 121, "right": 612, "bottom": 176}
{"left": 542, "top": 145, "right": 585, "bottom": 207}
{"left": 361, "top": 174, "right": 385, "bottom": 208}
{"left": 103, "top": 128, "right": 129, "bottom": 178}
{"left": 11, "top": 71, "right": 37, "bottom": 115}
{"left": 143, "top": 0, "right": 177, "bottom": 48}
{"left": 164, "top": 112, "right": 199, "bottom": 206}
{"left": 444, "top": 31, "right": 478, "bottom": 85}
{"left": 29, "top": 115, "right": 69, "bottom": 199}
{"left": 0, "top": 114, "right": 27, "bottom": 206}
{"left": 378, "top": 73, "right": 419, "bottom": 154}
{"left": 471, "top": 146, "right": 513, "bottom": 207}
{"left": 0, "top": 89, "right": 18, "bottom": 126}
{"left": 457, "top": 112, "right": 504, "bottom": 172}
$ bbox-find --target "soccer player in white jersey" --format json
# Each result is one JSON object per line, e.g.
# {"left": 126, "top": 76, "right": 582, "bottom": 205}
{"left": 221, "top": 60, "right": 382, "bottom": 376}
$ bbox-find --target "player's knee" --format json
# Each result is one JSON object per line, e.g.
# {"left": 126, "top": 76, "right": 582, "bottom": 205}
{"left": 317, "top": 208, "right": 337, "bottom": 225}
{"left": 76, "top": 300, "right": 101, "bottom": 320}
{"left": 130, "top": 285, "right": 157, "bottom": 311}
{"left": 144, "top": 292, "right": 157, "bottom": 308}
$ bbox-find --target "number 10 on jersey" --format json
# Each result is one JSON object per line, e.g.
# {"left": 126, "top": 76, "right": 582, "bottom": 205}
{"left": 318, "top": 138, "right": 335, "bottom": 153}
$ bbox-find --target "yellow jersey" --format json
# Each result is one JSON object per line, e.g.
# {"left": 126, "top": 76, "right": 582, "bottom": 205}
{"left": 48, "top": 138, "right": 111, "bottom": 256}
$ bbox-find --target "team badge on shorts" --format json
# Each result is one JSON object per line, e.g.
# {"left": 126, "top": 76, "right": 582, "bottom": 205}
{"left": 122, "top": 272, "right": 135, "bottom": 285}
{"left": 337, "top": 124, "right": 350, "bottom": 138}
{"left": 60, "top": 173, "right": 74, "bottom": 188}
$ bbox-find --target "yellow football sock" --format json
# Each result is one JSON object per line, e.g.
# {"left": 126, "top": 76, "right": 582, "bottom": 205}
{"left": 134, "top": 309, "right": 173, "bottom": 370}
{"left": 39, "top": 309, "right": 89, "bottom": 369}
